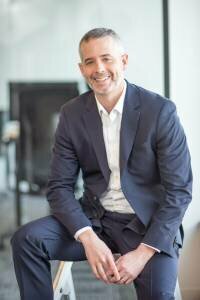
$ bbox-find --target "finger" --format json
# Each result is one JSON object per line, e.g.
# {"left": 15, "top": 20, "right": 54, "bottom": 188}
{"left": 91, "top": 265, "right": 101, "bottom": 280}
{"left": 118, "top": 276, "right": 129, "bottom": 285}
{"left": 105, "top": 268, "right": 120, "bottom": 283}
{"left": 124, "top": 277, "right": 133, "bottom": 285}
{"left": 107, "top": 257, "right": 120, "bottom": 281}
{"left": 115, "top": 259, "right": 123, "bottom": 272}
{"left": 107, "top": 274, "right": 121, "bottom": 283}
{"left": 115, "top": 270, "right": 127, "bottom": 284}
{"left": 108, "top": 270, "right": 127, "bottom": 284}
{"left": 96, "top": 263, "right": 109, "bottom": 283}
{"left": 105, "top": 271, "right": 114, "bottom": 280}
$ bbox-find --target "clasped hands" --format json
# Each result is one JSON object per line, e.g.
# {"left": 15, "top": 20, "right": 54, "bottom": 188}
{"left": 79, "top": 230, "right": 155, "bottom": 285}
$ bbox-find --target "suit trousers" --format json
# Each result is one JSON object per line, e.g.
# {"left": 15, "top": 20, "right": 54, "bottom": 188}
{"left": 11, "top": 211, "right": 179, "bottom": 300}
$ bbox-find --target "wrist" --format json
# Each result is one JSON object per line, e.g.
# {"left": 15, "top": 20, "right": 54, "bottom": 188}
{"left": 78, "top": 228, "right": 96, "bottom": 244}
{"left": 136, "top": 243, "right": 156, "bottom": 261}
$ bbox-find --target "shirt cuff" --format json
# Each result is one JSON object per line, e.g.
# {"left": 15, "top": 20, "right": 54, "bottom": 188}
{"left": 141, "top": 243, "right": 160, "bottom": 253}
{"left": 74, "top": 226, "right": 93, "bottom": 241}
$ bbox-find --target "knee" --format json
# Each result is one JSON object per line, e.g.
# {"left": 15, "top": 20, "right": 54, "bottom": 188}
{"left": 11, "top": 226, "right": 26, "bottom": 252}
{"left": 11, "top": 223, "right": 37, "bottom": 252}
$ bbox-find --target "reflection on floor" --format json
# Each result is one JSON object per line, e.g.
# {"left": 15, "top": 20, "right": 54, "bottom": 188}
{"left": 0, "top": 192, "right": 136, "bottom": 300}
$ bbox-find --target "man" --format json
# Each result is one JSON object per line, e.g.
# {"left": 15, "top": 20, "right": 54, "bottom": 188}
{"left": 11, "top": 28, "right": 192, "bottom": 300}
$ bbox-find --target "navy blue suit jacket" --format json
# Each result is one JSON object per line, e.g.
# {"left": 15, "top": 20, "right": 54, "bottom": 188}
{"left": 47, "top": 81, "right": 192, "bottom": 256}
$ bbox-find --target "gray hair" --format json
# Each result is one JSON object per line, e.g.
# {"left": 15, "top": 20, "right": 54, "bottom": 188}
{"left": 79, "top": 28, "right": 125, "bottom": 59}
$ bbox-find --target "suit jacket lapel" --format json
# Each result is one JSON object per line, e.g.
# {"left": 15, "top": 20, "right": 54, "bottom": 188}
{"left": 83, "top": 92, "right": 110, "bottom": 183}
{"left": 120, "top": 83, "right": 141, "bottom": 176}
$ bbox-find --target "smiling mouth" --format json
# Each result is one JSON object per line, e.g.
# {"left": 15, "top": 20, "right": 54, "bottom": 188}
{"left": 93, "top": 75, "right": 110, "bottom": 82}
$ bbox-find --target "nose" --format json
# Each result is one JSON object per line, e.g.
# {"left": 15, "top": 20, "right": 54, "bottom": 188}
{"left": 95, "top": 60, "right": 105, "bottom": 73}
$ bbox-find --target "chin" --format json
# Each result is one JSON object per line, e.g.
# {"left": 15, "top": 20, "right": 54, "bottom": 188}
{"left": 94, "top": 84, "right": 114, "bottom": 94}
{"left": 94, "top": 88, "right": 112, "bottom": 96}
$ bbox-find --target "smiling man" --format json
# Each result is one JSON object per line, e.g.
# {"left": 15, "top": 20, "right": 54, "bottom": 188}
{"left": 11, "top": 28, "right": 192, "bottom": 300}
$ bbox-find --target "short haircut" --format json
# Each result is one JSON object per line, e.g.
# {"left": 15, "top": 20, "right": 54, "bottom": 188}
{"left": 79, "top": 27, "right": 124, "bottom": 59}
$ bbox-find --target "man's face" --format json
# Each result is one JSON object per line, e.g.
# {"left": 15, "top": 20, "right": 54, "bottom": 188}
{"left": 79, "top": 36, "right": 128, "bottom": 98}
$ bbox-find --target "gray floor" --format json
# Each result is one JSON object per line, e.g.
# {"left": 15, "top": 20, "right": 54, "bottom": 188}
{"left": 0, "top": 191, "right": 136, "bottom": 300}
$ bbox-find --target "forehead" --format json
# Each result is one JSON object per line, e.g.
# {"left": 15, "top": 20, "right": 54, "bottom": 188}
{"left": 80, "top": 36, "right": 121, "bottom": 60}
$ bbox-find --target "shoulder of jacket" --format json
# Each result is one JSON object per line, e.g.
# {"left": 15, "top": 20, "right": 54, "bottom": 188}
{"left": 61, "top": 90, "right": 93, "bottom": 114}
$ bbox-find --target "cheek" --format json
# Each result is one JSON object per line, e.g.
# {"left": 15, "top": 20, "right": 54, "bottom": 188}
{"left": 112, "top": 69, "right": 122, "bottom": 79}
{"left": 111, "top": 64, "right": 123, "bottom": 74}
{"left": 80, "top": 66, "right": 92, "bottom": 78}
{"left": 82, "top": 70, "right": 91, "bottom": 79}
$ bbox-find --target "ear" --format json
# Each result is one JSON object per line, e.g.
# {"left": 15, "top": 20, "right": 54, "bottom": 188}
{"left": 122, "top": 53, "right": 128, "bottom": 70}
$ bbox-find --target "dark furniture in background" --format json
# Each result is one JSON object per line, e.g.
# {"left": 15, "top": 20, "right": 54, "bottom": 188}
{"left": 9, "top": 82, "right": 80, "bottom": 226}
{"left": 0, "top": 111, "right": 8, "bottom": 156}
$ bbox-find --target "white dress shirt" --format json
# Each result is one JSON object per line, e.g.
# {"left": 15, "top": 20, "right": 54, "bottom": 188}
{"left": 96, "top": 82, "right": 134, "bottom": 214}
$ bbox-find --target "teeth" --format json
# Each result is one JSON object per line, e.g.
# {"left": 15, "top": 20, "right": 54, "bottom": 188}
{"left": 94, "top": 76, "right": 109, "bottom": 81}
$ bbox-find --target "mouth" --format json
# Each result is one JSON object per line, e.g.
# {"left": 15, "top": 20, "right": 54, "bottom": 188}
{"left": 93, "top": 75, "right": 110, "bottom": 82}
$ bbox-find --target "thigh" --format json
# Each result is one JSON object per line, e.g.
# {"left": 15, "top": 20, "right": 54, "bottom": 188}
{"left": 134, "top": 251, "right": 178, "bottom": 300}
{"left": 13, "top": 215, "right": 87, "bottom": 262}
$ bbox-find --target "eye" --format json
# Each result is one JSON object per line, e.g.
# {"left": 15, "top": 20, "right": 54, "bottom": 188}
{"left": 103, "top": 57, "right": 112, "bottom": 62}
{"left": 85, "top": 60, "right": 94, "bottom": 65}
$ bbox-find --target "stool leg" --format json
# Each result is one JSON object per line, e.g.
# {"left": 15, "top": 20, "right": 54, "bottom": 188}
{"left": 53, "top": 262, "right": 76, "bottom": 300}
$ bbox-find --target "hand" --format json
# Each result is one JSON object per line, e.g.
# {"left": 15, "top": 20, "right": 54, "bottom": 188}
{"left": 79, "top": 230, "right": 120, "bottom": 284}
{"left": 115, "top": 244, "right": 156, "bottom": 285}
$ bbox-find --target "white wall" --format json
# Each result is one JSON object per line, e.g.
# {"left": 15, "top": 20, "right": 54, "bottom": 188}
{"left": 169, "top": 1, "right": 200, "bottom": 299}
{"left": 0, "top": 0, "right": 163, "bottom": 110}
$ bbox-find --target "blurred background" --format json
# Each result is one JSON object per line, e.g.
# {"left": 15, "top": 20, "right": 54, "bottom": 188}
{"left": 0, "top": 0, "right": 199, "bottom": 299}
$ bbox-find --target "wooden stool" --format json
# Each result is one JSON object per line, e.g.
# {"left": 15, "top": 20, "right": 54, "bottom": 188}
{"left": 53, "top": 261, "right": 76, "bottom": 300}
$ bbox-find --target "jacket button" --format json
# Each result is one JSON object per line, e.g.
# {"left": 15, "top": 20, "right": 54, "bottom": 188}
{"left": 93, "top": 196, "right": 97, "bottom": 200}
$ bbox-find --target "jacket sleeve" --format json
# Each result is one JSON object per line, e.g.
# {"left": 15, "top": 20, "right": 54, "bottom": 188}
{"left": 142, "top": 100, "right": 193, "bottom": 254}
{"left": 46, "top": 107, "right": 92, "bottom": 236}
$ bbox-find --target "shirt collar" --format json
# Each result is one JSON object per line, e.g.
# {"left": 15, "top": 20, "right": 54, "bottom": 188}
{"left": 95, "top": 80, "right": 127, "bottom": 116}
